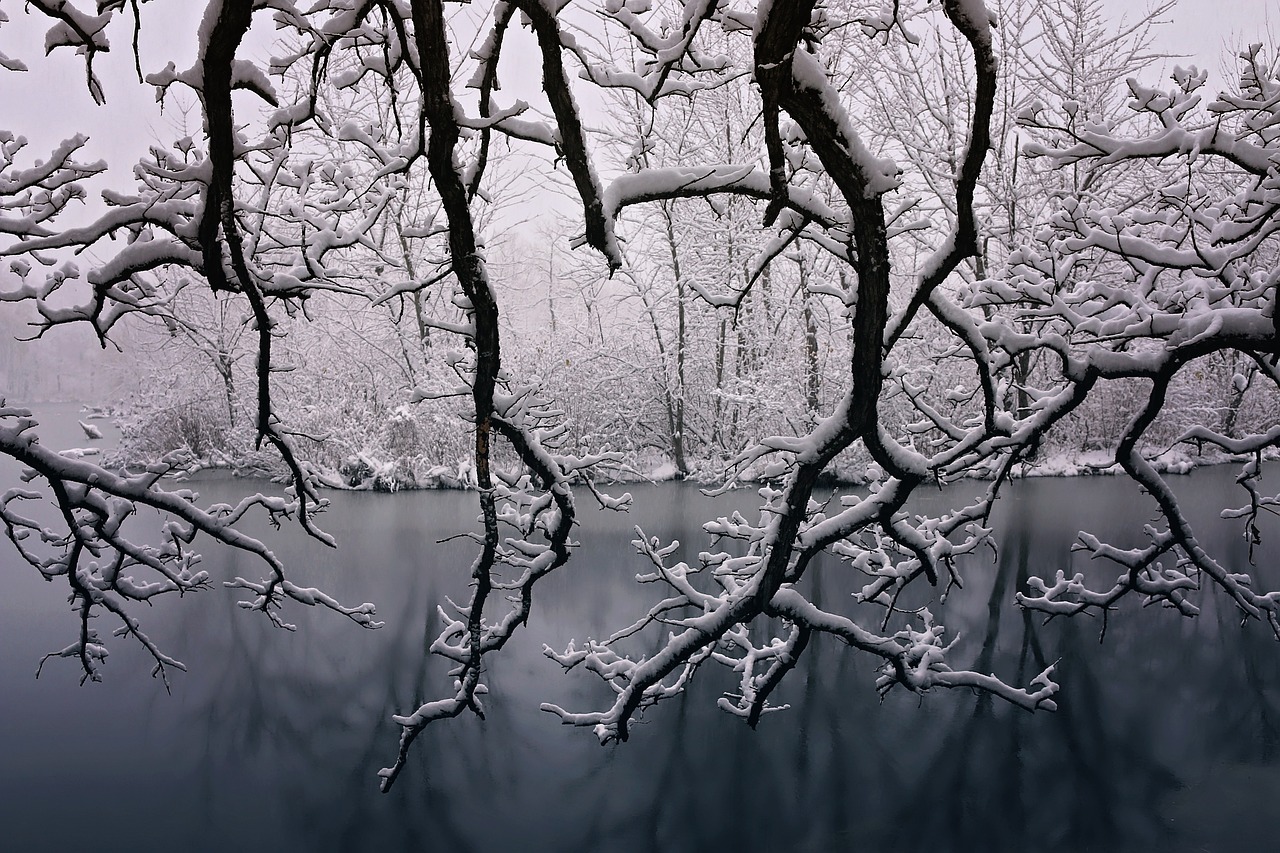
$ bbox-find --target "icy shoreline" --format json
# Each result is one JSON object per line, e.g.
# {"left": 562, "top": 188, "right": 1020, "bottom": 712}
{"left": 38, "top": 403, "right": 1261, "bottom": 494}
{"left": 126, "top": 444, "right": 1257, "bottom": 493}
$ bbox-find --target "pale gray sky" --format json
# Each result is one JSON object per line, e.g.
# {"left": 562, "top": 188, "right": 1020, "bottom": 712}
{"left": 1160, "top": 0, "right": 1276, "bottom": 73}
{"left": 0, "top": 1, "right": 1270, "bottom": 171}
{"left": 0, "top": 0, "right": 1270, "bottom": 393}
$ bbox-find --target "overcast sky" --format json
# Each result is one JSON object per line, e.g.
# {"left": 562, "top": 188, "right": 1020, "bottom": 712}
{"left": 0, "top": 0, "right": 1268, "bottom": 273}
{"left": 1161, "top": 0, "right": 1275, "bottom": 69}
{"left": 0, "top": 0, "right": 1270, "bottom": 382}
{"left": 0, "top": 0, "right": 1270, "bottom": 178}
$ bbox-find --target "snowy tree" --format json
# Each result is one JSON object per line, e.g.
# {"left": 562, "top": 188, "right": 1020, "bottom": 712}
{"left": 1, "top": 0, "right": 1278, "bottom": 793}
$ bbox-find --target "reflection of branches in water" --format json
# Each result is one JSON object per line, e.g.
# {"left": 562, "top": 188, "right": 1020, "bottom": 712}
{"left": 788, "top": 562, "right": 865, "bottom": 849}
{"left": 108, "top": 476, "right": 1280, "bottom": 853}
{"left": 542, "top": 551, "right": 875, "bottom": 852}
{"left": 562, "top": 638, "right": 788, "bottom": 852}
{"left": 1235, "top": 622, "right": 1280, "bottom": 763}
{"left": 577, "top": 661, "right": 706, "bottom": 851}
{"left": 0, "top": 473, "right": 1261, "bottom": 853}
{"left": 862, "top": 503, "right": 1185, "bottom": 853}
{"left": 1009, "top": 508, "right": 1178, "bottom": 852}
{"left": 148, "top": 543, "right": 484, "bottom": 851}
{"left": 55, "top": 475, "right": 1274, "bottom": 852}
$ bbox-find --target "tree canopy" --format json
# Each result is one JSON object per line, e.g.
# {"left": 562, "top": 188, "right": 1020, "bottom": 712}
{"left": 1, "top": 0, "right": 1278, "bottom": 791}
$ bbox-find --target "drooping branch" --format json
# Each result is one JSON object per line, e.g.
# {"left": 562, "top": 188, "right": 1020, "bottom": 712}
{"left": 379, "top": 0, "right": 627, "bottom": 791}
{"left": 509, "top": 0, "right": 623, "bottom": 271}
{"left": 541, "top": 0, "right": 1054, "bottom": 744}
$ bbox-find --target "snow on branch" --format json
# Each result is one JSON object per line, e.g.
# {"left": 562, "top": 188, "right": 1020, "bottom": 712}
{"left": 3, "top": 0, "right": 1279, "bottom": 800}
{"left": 0, "top": 404, "right": 381, "bottom": 687}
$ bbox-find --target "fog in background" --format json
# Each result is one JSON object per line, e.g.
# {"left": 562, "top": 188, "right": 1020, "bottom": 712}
{"left": 0, "top": 303, "right": 131, "bottom": 404}
{"left": 0, "top": 0, "right": 1272, "bottom": 406}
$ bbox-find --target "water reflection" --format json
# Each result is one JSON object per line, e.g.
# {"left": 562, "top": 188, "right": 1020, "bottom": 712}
{"left": 2, "top": 470, "right": 1277, "bottom": 852}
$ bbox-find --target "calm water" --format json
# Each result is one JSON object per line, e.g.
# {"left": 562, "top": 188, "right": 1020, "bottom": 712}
{"left": 2, "top": 405, "right": 1278, "bottom": 852}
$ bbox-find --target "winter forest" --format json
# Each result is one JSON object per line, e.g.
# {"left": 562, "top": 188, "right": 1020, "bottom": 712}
{"left": 2, "top": 0, "right": 1280, "bottom": 846}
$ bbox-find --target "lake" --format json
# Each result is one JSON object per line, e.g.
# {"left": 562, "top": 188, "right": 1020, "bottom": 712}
{"left": 2, "top": 404, "right": 1278, "bottom": 852}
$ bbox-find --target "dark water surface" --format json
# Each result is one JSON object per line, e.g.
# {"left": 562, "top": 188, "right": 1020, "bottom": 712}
{"left": 3, "top": 405, "right": 1278, "bottom": 852}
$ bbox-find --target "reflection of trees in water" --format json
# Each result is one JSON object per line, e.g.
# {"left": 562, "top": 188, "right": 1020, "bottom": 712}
{"left": 126, "top": 479, "right": 1280, "bottom": 853}
{"left": 1235, "top": 619, "right": 1280, "bottom": 763}
{"left": 858, "top": 487, "right": 1280, "bottom": 853}
{"left": 150, "top": 542, "right": 486, "bottom": 852}
{"left": 822, "top": 511, "right": 1174, "bottom": 853}
{"left": 552, "top": 627, "right": 834, "bottom": 853}
{"left": 533, "top": 556, "right": 874, "bottom": 853}
{"left": 1198, "top": 530, "right": 1280, "bottom": 767}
